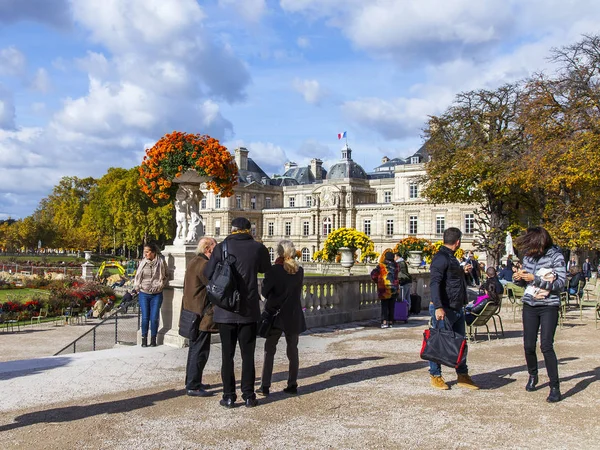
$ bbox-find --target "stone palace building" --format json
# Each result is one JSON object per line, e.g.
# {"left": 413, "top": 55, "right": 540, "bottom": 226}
{"left": 198, "top": 144, "right": 478, "bottom": 262}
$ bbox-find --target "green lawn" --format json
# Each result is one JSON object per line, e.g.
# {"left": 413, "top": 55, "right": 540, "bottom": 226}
{"left": 0, "top": 288, "right": 50, "bottom": 302}
{"left": 0, "top": 255, "right": 84, "bottom": 263}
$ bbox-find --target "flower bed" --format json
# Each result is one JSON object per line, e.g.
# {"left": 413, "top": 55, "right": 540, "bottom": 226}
{"left": 0, "top": 280, "right": 116, "bottom": 319}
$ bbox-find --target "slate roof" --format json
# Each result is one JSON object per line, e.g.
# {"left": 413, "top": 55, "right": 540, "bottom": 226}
{"left": 238, "top": 158, "right": 270, "bottom": 184}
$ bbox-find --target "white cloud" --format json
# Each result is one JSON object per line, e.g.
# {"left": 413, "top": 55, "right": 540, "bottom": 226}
{"left": 280, "top": 0, "right": 600, "bottom": 61}
{"left": 218, "top": 0, "right": 267, "bottom": 22}
{"left": 297, "top": 37, "right": 310, "bottom": 49}
{"left": 292, "top": 78, "right": 327, "bottom": 105}
{"left": 0, "top": 86, "right": 16, "bottom": 130}
{"left": 0, "top": 46, "right": 26, "bottom": 76}
{"left": 30, "top": 68, "right": 51, "bottom": 93}
{"left": 342, "top": 97, "right": 433, "bottom": 140}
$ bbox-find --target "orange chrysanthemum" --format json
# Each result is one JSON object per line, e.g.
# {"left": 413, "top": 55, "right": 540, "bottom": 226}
{"left": 138, "top": 131, "right": 238, "bottom": 203}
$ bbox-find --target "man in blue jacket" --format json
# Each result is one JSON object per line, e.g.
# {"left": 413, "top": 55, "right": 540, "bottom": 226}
{"left": 428, "top": 227, "right": 479, "bottom": 390}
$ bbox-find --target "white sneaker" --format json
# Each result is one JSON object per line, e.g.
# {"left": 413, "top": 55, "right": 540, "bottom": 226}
{"left": 381, "top": 323, "right": 388, "bottom": 329}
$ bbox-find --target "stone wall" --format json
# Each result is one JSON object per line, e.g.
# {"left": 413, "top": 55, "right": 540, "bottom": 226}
{"left": 158, "top": 254, "right": 431, "bottom": 347}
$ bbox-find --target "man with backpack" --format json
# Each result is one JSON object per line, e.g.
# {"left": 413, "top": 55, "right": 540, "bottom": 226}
{"left": 203, "top": 217, "right": 271, "bottom": 408}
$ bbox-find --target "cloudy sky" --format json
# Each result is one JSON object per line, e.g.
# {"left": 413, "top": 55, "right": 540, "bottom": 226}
{"left": 1, "top": 0, "right": 599, "bottom": 219}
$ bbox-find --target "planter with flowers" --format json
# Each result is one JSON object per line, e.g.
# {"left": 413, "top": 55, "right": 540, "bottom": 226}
{"left": 394, "top": 237, "right": 433, "bottom": 268}
{"left": 139, "top": 131, "right": 238, "bottom": 204}
{"left": 138, "top": 131, "right": 238, "bottom": 244}
{"left": 313, "top": 228, "right": 375, "bottom": 275}
{"left": 425, "top": 241, "right": 465, "bottom": 264}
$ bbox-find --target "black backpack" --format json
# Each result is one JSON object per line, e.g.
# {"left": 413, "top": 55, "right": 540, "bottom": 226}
{"left": 206, "top": 240, "right": 240, "bottom": 313}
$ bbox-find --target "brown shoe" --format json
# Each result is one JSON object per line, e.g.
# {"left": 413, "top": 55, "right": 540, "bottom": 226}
{"left": 456, "top": 373, "right": 479, "bottom": 390}
{"left": 430, "top": 375, "right": 449, "bottom": 390}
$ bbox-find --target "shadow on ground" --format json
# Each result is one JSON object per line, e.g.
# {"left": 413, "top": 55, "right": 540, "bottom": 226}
{"left": 0, "top": 357, "right": 72, "bottom": 381}
{"left": 0, "top": 389, "right": 184, "bottom": 432}
{"left": 262, "top": 360, "right": 428, "bottom": 404}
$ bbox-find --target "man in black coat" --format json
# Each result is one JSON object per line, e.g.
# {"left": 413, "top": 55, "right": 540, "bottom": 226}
{"left": 428, "top": 227, "right": 479, "bottom": 391}
{"left": 203, "top": 217, "right": 271, "bottom": 408}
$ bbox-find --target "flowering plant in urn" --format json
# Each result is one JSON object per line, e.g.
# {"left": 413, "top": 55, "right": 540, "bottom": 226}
{"left": 314, "top": 227, "right": 374, "bottom": 262}
{"left": 393, "top": 237, "right": 432, "bottom": 259}
{"left": 138, "top": 131, "right": 238, "bottom": 204}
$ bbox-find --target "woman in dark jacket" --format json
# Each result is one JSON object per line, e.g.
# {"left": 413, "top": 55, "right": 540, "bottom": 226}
{"left": 371, "top": 249, "right": 400, "bottom": 328}
{"left": 513, "top": 227, "right": 566, "bottom": 403}
{"left": 257, "top": 239, "right": 306, "bottom": 397}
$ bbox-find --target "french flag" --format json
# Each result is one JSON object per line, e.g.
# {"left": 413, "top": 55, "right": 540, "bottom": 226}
{"left": 337, "top": 131, "right": 347, "bottom": 140}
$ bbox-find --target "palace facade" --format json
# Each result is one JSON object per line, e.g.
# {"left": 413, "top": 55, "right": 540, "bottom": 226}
{"left": 198, "top": 144, "right": 478, "bottom": 262}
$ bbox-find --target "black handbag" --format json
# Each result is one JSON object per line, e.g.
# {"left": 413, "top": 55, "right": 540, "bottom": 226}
{"left": 178, "top": 308, "right": 200, "bottom": 341}
{"left": 258, "top": 309, "right": 278, "bottom": 338}
{"left": 420, "top": 318, "right": 468, "bottom": 368}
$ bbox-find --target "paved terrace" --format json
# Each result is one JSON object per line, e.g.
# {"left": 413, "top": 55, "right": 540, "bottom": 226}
{"left": 1, "top": 307, "right": 599, "bottom": 449}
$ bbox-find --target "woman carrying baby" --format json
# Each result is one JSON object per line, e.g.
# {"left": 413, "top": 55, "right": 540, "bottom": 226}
{"left": 513, "top": 227, "right": 566, "bottom": 403}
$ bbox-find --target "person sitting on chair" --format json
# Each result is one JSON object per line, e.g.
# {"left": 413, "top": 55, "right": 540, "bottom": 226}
{"left": 567, "top": 266, "right": 585, "bottom": 297}
{"left": 465, "top": 268, "right": 502, "bottom": 325}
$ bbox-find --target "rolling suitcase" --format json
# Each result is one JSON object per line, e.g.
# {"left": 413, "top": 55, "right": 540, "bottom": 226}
{"left": 410, "top": 293, "right": 422, "bottom": 315}
{"left": 394, "top": 300, "right": 409, "bottom": 323}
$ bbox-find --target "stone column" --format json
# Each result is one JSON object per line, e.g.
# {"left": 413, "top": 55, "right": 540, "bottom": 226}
{"left": 150, "top": 170, "right": 207, "bottom": 348}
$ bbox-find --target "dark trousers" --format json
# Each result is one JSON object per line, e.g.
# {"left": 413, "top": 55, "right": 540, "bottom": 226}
{"left": 380, "top": 297, "right": 395, "bottom": 323}
{"left": 261, "top": 329, "right": 300, "bottom": 389}
{"left": 219, "top": 322, "right": 257, "bottom": 401}
{"left": 185, "top": 331, "right": 211, "bottom": 390}
{"left": 522, "top": 304, "right": 560, "bottom": 388}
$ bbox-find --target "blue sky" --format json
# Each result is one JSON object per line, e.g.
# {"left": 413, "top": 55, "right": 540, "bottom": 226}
{"left": 1, "top": 0, "right": 600, "bottom": 219}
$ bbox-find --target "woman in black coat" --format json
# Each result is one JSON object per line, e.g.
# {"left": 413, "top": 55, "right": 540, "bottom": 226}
{"left": 257, "top": 239, "right": 306, "bottom": 397}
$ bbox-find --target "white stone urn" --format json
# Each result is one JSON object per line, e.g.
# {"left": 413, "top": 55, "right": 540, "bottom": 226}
{"left": 339, "top": 247, "right": 355, "bottom": 275}
{"left": 408, "top": 251, "right": 423, "bottom": 268}
{"left": 84, "top": 251, "right": 93, "bottom": 261}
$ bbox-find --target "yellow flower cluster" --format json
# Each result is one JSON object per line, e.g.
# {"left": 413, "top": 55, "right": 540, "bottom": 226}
{"left": 314, "top": 227, "right": 375, "bottom": 262}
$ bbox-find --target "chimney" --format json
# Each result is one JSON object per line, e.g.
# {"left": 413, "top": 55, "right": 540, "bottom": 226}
{"left": 382, "top": 156, "right": 389, "bottom": 163}
{"left": 310, "top": 158, "right": 323, "bottom": 181}
{"left": 284, "top": 161, "right": 298, "bottom": 172}
{"left": 235, "top": 147, "right": 249, "bottom": 171}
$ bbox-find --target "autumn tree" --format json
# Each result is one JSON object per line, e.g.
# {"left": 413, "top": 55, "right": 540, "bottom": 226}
{"left": 422, "top": 84, "right": 531, "bottom": 266}
{"left": 519, "top": 34, "right": 600, "bottom": 249}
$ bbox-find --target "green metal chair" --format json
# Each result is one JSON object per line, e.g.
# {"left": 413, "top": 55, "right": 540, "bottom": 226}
{"left": 506, "top": 288, "right": 523, "bottom": 322}
{"left": 559, "top": 292, "right": 569, "bottom": 328}
{"left": 580, "top": 282, "right": 600, "bottom": 320}
{"left": 467, "top": 302, "right": 499, "bottom": 342}
{"left": 567, "top": 280, "right": 585, "bottom": 307}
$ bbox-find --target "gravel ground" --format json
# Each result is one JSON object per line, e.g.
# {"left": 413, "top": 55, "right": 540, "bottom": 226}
{"left": 1, "top": 306, "right": 599, "bottom": 449}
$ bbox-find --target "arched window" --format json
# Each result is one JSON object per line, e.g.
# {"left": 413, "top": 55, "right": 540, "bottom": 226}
{"left": 322, "top": 217, "right": 332, "bottom": 236}
{"left": 301, "top": 248, "right": 310, "bottom": 262}
{"left": 268, "top": 247, "right": 275, "bottom": 262}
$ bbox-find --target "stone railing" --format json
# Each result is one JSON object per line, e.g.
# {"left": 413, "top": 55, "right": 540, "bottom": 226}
{"left": 257, "top": 271, "right": 431, "bottom": 328}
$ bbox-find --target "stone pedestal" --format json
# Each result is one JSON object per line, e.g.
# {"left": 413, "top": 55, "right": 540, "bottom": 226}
{"left": 81, "top": 262, "right": 94, "bottom": 281}
{"left": 156, "top": 243, "right": 199, "bottom": 348}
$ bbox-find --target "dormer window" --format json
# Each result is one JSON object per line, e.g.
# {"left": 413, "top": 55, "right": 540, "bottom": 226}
{"left": 411, "top": 156, "right": 419, "bottom": 164}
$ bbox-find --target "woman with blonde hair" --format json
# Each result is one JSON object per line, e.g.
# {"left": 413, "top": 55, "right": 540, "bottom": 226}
{"left": 257, "top": 239, "right": 306, "bottom": 397}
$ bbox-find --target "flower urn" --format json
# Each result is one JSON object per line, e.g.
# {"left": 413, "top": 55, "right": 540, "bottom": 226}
{"left": 408, "top": 251, "right": 423, "bottom": 269}
{"left": 339, "top": 247, "right": 355, "bottom": 274}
